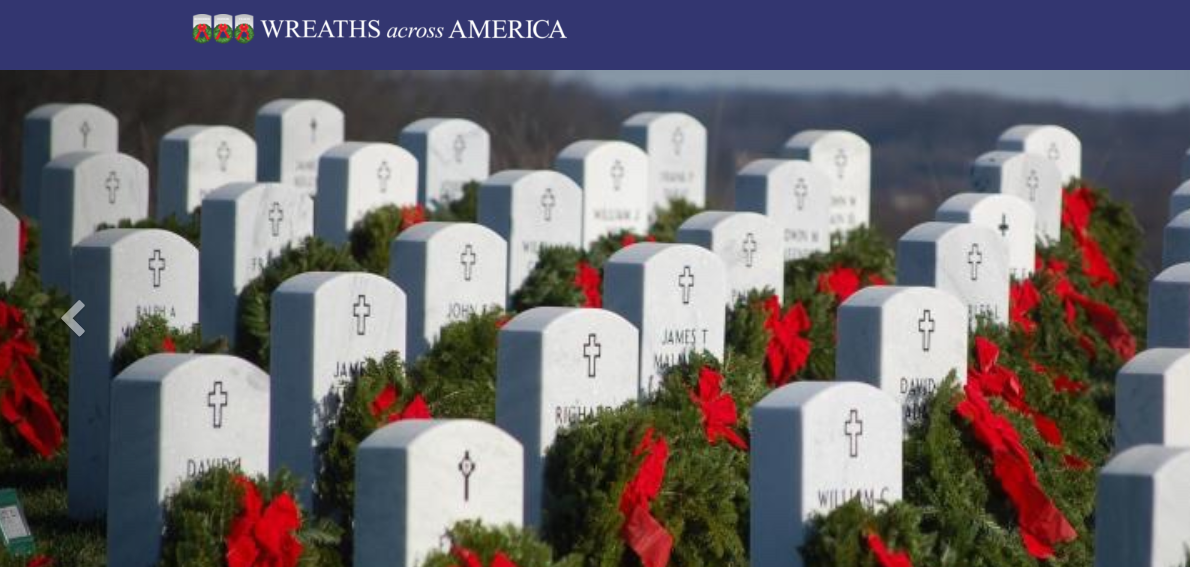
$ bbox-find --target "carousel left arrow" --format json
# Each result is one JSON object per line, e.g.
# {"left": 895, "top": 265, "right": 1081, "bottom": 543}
{"left": 62, "top": 300, "right": 85, "bottom": 336}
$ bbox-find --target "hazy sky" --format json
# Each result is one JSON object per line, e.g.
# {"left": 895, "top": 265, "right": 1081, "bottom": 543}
{"left": 555, "top": 70, "right": 1190, "bottom": 110}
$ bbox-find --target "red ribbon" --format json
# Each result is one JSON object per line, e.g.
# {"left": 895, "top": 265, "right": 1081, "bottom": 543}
{"left": 1009, "top": 279, "right": 1040, "bottom": 335}
{"left": 215, "top": 23, "right": 232, "bottom": 40}
{"left": 237, "top": 24, "right": 251, "bottom": 40}
{"left": 618, "top": 428, "right": 673, "bottom": 567}
{"left": 1061, "top": 186, "right": 1118, "bottom": 287}
{"left": 399, "top": 205, "right": 427, "bottom": 233}
{"left": 160, "top": 336, "right": 177, "bottom": 353}
{"left": 619, "top": 233, "right": 656, "bottom": 249}
{"left": 226, "top": 475, "right": 304, "bottom": 567}
{"left": 573, "top": 261, "right": 602, "bottom": 308}
{"left": 1051, "top": 272, "right": 1135, "bottom": 360}
{"left": 688, "top": 367, "right": 747, "bottom": 450}
{"left": 865, "top": 532, "right": 913, "bottom": 567}
{"left": 194, "top": 24, "right": 210, "bottom": 40}
{"left": 955, "top": 381, "right": 1077, "bottom": 559}
{"left": 25, "top": 556, "right": 53, "bottom": 567}
{"left": 817, "top": 265, "right": 886, "bottom": 304}
{"left": 448, "top": 546, "right": 519, "bottom": 567}
{"left": 0, "top": 302, "right": 63, "bottom": 458}
{"left": 762, "top": 296, "right": 812, "bottom": 387}
{"left": 369, "top": 384, "right": 431, "bottom": 424}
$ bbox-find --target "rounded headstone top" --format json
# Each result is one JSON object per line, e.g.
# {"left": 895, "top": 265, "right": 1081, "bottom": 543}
{"left": 44, "top": 150, "right": 141, "bottom": 172}
{"left": 605, "top": 242, "right": 718, "bottom": 266}
{"left": 840, "top": 285, "right": 964, "bottom": 310}
{"left": 1118, "top": 347, "right": 1190, "bottom": 376}
{"left": 161, "top": 124, "right": 252, "bottom": 143}
{"left": 359, "top": 418, "right": 519, "bottom": 451}
{"left": 115, "top": 353, "right": 266, "bottom": 385}
{"left": 556, "top": 139, "right": 646, "bottom": 161}
{"left": 937, "top": 192, "right": 1032, "bottom": 214}
{"left": 678, "top": 210, "right": 771, "bottom": 233}
{"left": 483, "top": 169, "right": 576, "bottom": 189}
{"left": 500, "top": 306, "right": 632, "bottom": 334}
{"left": 1153, "top": 262, "right": 1190, "bottom": 284}
{"left": 621, "top": 111, "right": 705, "bottom": 131}
{"left": 737, "top": 158, "right": 823, "bottom": 178}
{"left": 1169, "top": 209, "right": 1190, "bottom": 229}
{"left": 204, "top": 181, "right": 305, "bottom": 203}
{"left": 274, "top": 270, "right": 396, "bottom": 296}
{"left": 1101, "top": 444, "right": 1190, "bottom": 477}
{"left": 318, "top": 141, "right": 411, "bottom": 161}
{"left": 783, "top": 129, "right": 869, "bottom": 151}
{"left": 1169, "top": 181, "right": 1190, "bottom": 220}
{"left": 755, "top": 380, "right": 890, "bottom": 411}
{"left": 401, "top": 117, "right": 485, "bottom": 134}
{"left": 257, "top": 98, "right": 343, "bottom": 118}
{"left": 25, "top": 102, "right": 117, "bottom": 122}
{"left": 394, "top": 221, "right": 501, "bottom": 243}
{"left": 998, "top": 124, "right": 1077, "bottom": 143}
{"left": 74, "top": 227, "right": 193, "bottom": 251}
{"left": 899, "top": 220, "right": 998, "bottom": 243}
{"left": 972, "top": 150, "right": 1039, "bottom": 168}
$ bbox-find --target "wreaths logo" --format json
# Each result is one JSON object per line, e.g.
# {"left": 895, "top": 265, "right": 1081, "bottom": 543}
{"left": 193, "top": 14, "right": 254, "bottom": 43}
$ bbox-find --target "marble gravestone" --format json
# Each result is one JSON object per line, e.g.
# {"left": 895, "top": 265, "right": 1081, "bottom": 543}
{"left": 107, "top": 354, "right": 269, "bottom": 567}
{"left": 389, "top": 222, "right": 507, "bottom": 363}
{"left": 897, "top": 222, "right": 1008, "bottom": 326}
{"left": 1162, "top": 211, "right": 1190, "bottom": 269}
{"left": 495, "top": 307, "right": 639, "bottom": 526}
{"left": 751, "top": 381, "right": 902, "bottom": 567}
{"left": 270, "top": 271, "right": 407, "bottom": 506}
{"left": 21, "top": 103, "right": 118, "bottom": 220}
{"left": 68, "top": 229, "right": 199, "bottom": 519}
{"left": 734, "top": 159, "right": 833, "bottom": 261}
{"left": 314, "top": 142, "right": 418, "bottom": 245}
{"left": 199, "top": 182, "right": 313, "bottom": 344}
{"left": 0, "top": 205, "right": 18, "bottom": 288}
{"left": 555, "top": 140, "right": 649, "bottom": 248}
{"left": 603, "top": 243, "right": 727, "bottom": 396}
{"left": 1094, "top": 445, "right": 1190, "bottom": 567}
{"left": 354, "top": 420, "right": 523, "bottom": 567}
{"left": 970, "top": 150, "right": 1062, "bottom": 243}
{"left": 997, "top": 124, "right": 1082, "bottom": 182}
{"left": 935, "top": 192, "right": 1036, "bottom": 279}
{"left": 781, "top": 130, "right": 870, "bottom": 233}
{"left": 1114, "top": 349, "right": 1190, "bottom": 451}
{"left": 836, "top": 286, "right": 968, "bottom": 427}
{"left": 256, "top": 99, "right": 344, "bottom": 195}
{"left": 157, "top": 125, "right": 257, "bottom": 221}
{"left": 398, "top": 118, "right": 490, "bottom": 208}
{"left": 477, "top": 170, "right": 583, "bottom": 293}
{"left": 621, "top": 111, "right": 707, "bottom": 210}
{"left": 1147, "top": 263, "right": 1190, "bottom": 348}
{"left": 676, "top": 211, "right": 784, "bottom": 304}
{"left": 1168, "top": 181, "right": 1190, "bottom": 221}
{"left": 39, "top": 152, "right": 149, "bottom": 293}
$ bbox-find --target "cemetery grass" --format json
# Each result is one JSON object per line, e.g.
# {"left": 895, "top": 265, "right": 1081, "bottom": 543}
{"left": 0, "top": 454, "right": 105, "bottom": 566}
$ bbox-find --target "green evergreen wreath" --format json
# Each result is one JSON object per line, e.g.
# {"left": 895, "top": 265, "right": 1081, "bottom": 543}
{"left": 111, "top": 313, "right": 227, "bottom": 376}
{"left": 429, "top": 181, "right": 481, "bottom": 223}
{"left": 159, "top": 465, "right": 341, "bottom": 567}
{"left": 647, "top": 198, "right": 704, "bottom": 243}
{"left": 193, "top": 25, "right": 211, "bottom": 43}
{"left": 235, "top": 237, "right": 361, "bottom": 368}
{"left": 349, "top": 204, "right": 426, "bottom": 274}
{"left": 0, "top": 272, "right": 71, "bottom": 455}
{"left": 98, "top": 211, "right": 202, "bottom": 247}
{"left": 410, "top": 309, "right": 507, "bottom": 421}
{"left": 511, "top": 246, "right": 587, "bottom": 312}
{"left": 420, "top": 520, "right": 581, "bottom": 567}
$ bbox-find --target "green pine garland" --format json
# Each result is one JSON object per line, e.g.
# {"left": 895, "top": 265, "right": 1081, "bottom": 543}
{"left": 349, "top": 204, "right": 428, "bottom": 274}
{"left": 801, "top": 500, "right": 930, "bottom": 567}
{"left": 511, "top": 246, "right": 587, "bottom": 312}
{"left": 97, "top": 211, "right": 202, "bottom": 247}
{"left": 430, "top": 181, "right": 481, "bottom": 223}
{"left": 410, "top": 309, "right": 507, "bottom": 421}
{"left": 235, "top": 237, "right": 361, "bottom": 368}
{"left": 420, "top": 520, "right": 582, "bottom": 567}
{"left": 159, "top": 464, "right": 341, "bottom": 567}
{"left": 111, "top": 313, "right": 227, "bottom": 376}
{"left": 647, "top": 199, "right": 704, "bottom": 243}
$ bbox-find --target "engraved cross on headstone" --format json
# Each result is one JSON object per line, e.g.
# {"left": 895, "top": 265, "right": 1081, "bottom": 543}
{"left": 460, "top": 244, "right": 477, "bottom": 281}
{"left": 998, "top": 214, "right": 1010, "bottom": 237}
{"left": 353, "top": 294, "right": 372, "bottom": 336}
{"left": 794, "top": 178, "right": 809, "bottom": 210}
{"left": 742, "top": 233, "right": 758, "bottom": 268}
{"left": 80, "top": 121, "right": 92, "bottom": 148}
{"left": 844, "top": 408, "right": 863, "bottom": 458}
{"left": 452, "top": 134, "right": 466, "bottom": 164}
{"left": 1047, "top": 142, "right": 1060, "bottom": 162}
{"left": 672, "top": 127, "right": 685, "bottom": 156}
{"left": 678, "top": 265, "right": 695, "bottom": 304}
{"left": 148, "top": 249, "right": 167, "bottom": 288}
{"left": 458, "top": 451, "right": 476, "bottom": 502}
{"left": 583, "top": 333, "right": 602, "bottom": 378}
{"left": 610, "top": 159, "right": 625, "bottom": 191}
{"left": 833, "top": 149, "right": 848, "bottom": 180}
{"left": 207, "top": 381, "right": 229, "bottom": 429}
{"left": 309, "top": 117, "right": 318, "bottom": 144}
{"left": 376, "top": 160, "right": 391, "bottom": 193}
{"left": 267, "top": 202, "right": 284, "bottom": 237}
{"left": 216, "top": 141, "right": 232, "bottom": 173}
{"left": 917, "top": 309, "right": 935, "bottom": 352}
{"left": 1026, "top": 169, "right": 1039, "bottom": 201}
{"left": 540, "top": 188, "right": 556, "bottom": 222}
{"left": 967, "top": 243, "right": 983, "bottom": 281}
{"left": 104, "top": 171, "right": 120, "bottom": 204}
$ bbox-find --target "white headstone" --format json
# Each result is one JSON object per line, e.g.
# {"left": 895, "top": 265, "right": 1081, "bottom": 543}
{"left": 314, "top": 142, "right": 419, "bottom": 245}
{"left": 389, "top": 222, "right": 507, "bottom": 363}
{"left": 837, "top": 286, "right": 968, "bottom": 427}
{"left": 270, "top": 271, "right": 407, "bottom": 506}
{"left": 935, "top": 192, "right": 1036, "bottom": 279}
{"left": 1163, "top": 211, "right": 1190, "bottom": 269}
{"left": 1183, "top": 149, "right": 1190, "bottom": 181}
{"left": 1147, "top": 263, "right": 1190, "bottom": 348}
{"left": 1094, "top": 445, "right": 1190, "bottom": 567}
{"left": 0, "top": 205, "right": 18, "bottom": 288}
{"left": 199, "top": 183, "right": 313, "bottom": 345}
{"left": 555, "top": 140, "right": 649, "bottom": 248}
{"left": 477, "top": 170, "right": 583, "bottom": 293}
{"left": 21, "top": 103, "right": 118, "bottom": 220}
{"left": 734, "top": 159, "right": 832, "bottom": 260}
{"left": 256, "top": 99, "right": 344, "bottom": 195}
{"left": 67, "top": 229, "right": 199, "bottom": 519}
{"left": 970, "top": 150, "right": 1062, "bottom": 243}
{"left": 107, "top": 354, "right": 269, "bottom": 567}
{"left": 494, "top": 307, "right": 639, "bottom": 526}
{"left": 751, "top": 381, "right": 902, "bottom": 567}
{"left": 781, "top": 130, "right": 870, "bottom": 233}
{"left": 896, "top": 222, "right": 1008, "bottom": 325}
{"left": 354, "top": 420, "right": 523, "bottom": 567}
{"left": 676, "top": 211, "right": 784, "bottom": 304}
{"left": 39, "top": 152, "right": 149, "bottom": 293}
{"left": 603, "top": 243, "right": 727, "bottom": 396}
{"left": 621, "top": 111, "right": 707, "bottom": 210}
{"left": 157, "top": 125, "right": 257, "bottom": 222}
{"left": 398, "top": 118, "right": 490, "bottom": 208}
{"left": 1168, "top": 181, "right": 1190, "bottom": 221}
{"left": 1114, "top": 348, "right": 1190, "bottom": 452}
{"left": 997, "top": 124, "right": 1082, "bottom": 182}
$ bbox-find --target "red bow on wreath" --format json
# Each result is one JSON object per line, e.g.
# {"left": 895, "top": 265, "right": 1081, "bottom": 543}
{"left": 1061, "top": 186, "right": 1117, "bottom": 287}
{"left": 619, "top": 233, "right": 655, "bottom": 249}
{"left": 399, "top": 205, "right": 427, "bottom": 233}
{"left": 573, "top": 261, "right": 602, "bottom": 308}
{"left": 215, "top": 24, "right": 232, "bottom": 40}
{"left": 237, "top": 24, "right": 251, "bottom": 40}
{"left": 618, "top": 427, "right": 673, "bottom": 567}
{"left": 688, "top": 367, "right": 747, "bottom": 450}
{"left": 369, "top": 384, "right": 431, "bottom": 424}
{"left": 1050, "top": 269, "right": 1135, "bottom": 360}
{"left": 226, "top": 475, "right": 304, "bottom": 567}
{"left": 866, "top": 532, "right": 914, "bottom": 567}
{"left": 818, "top": 265, "right": 887, "bottom": 304}
{"left": 194, "top": 24, "right": 210, "bottom": 40}
{"left": 0, "top": 302, "right": 63, "bottom": 458}
{"left": 448, "top": 546, "right": 519, "bottom": 567}
{"left": 762, "top": 296, "right": 812, "bottom": 387}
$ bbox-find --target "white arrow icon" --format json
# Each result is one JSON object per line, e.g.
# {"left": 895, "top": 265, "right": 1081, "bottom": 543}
{"left": 62, "top": 301, "right": 85, "bottom": 336}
